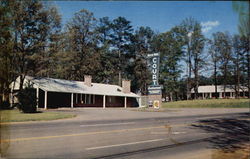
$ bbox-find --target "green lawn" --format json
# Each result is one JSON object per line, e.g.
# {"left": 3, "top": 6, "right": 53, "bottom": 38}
{"left": 162, "top": 99, "right": 250, "bottom": 108}
{"left": 0, "top": 109, "right": 76, "bottom": 123}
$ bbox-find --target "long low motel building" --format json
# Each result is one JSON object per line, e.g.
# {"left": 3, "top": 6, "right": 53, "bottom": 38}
{"left": 191, "top": 85, "right": 249, "bottom": 99}
{"left": 10, "top": 75, "right": 141, "bottom": 109}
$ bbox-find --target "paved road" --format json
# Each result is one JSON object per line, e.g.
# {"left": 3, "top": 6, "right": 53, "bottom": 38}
{"left": 1, "top": 108, "right": 249, "bottom": 159}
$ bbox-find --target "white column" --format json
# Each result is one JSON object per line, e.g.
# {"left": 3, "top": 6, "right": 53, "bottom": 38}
{"left": 71, "top": 93, "right": 73, "bottom": 108}
{"left": 138, "top": 97, "right": 142, "bottom": 107}
{"left": 10, "top": 89, "right": 13, "bottom": 107}
{"left": 103, "top": 95, "right": 106, "bottom": 108}
{"left": 44, "top": 91, "right": 47, "bottom": 109}
{"left": 36, "top": 87, "right": 39, "bottom": 108}
{"left": 124, "top": 97, "right": 127, "bottom": 108}
{"left": 202, "top": 93, "right": 204, "bottom": 99}
{"left": 219, "top": 92, "right": 222, "bottom": 98}
{"left": 209, "top": 93, "right": 212, "bottom": 98}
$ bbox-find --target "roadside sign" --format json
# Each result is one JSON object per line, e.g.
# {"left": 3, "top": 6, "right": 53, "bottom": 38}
{"left": 148, "top": 85, "right": 162, "bottom": 95}
{"left": 153, "top": 100, "right": 160, "bottom": 109}
{"left": 147, "top": 53, "right": 160, "bottom": 86}
{"left": 148, "top": 89, "right": 161, "bottom": 95}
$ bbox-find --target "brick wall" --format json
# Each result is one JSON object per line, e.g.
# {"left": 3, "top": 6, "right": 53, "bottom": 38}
{"left": 148, "top": 94, "right": 162, "bottom": 107}
{"left": 84, "top": 75, "right": 92, "bottom": 87}
{"left": 122, "top": 80, "right": 131, "bottom": 93}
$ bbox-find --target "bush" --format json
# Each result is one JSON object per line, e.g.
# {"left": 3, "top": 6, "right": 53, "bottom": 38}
{"left": 17, "top": 84, "right": 37, "bottom": 113}
{"left": 0, "top": 100, "right": 11, "bottom": 110}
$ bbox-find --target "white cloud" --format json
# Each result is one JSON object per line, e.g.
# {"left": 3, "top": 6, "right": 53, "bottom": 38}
{"left": 201, "top": 20, "right": 220, "bottom": 33}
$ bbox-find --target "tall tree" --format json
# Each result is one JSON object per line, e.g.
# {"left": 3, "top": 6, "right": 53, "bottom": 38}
{"left": 34, "top": 5, "right": 62, "bottom": 78}
{"left": 232, "top": 1, "right": 250, "bottom": 97}
{"left": 190, "top": 22, "right": 205, "bottom": 99}
{"left": 232, "top": 35, "right": 250, "bottom": 98}
{"left": 132, "top": 26, "right": 155, "bottom": 94}
{"left": 94, "top": 17, "right": 117, "bottom": 84}
{"left": 232, "top": 35, "right": 242, "bottom": 98}
{"left": 11, "top": 0, "right": 61, "bottom": 90}
{"left": 240, "top": 36, "right": 250, "bottom": 98}
{"left": 214, "top": 32, "right": 233, "bottom": 97}
{"left": 64, "top": 9, "right": 100, "bottom": 81}
{"left": 179, "top": 17, "right": 205, "bottom": 99}
{"left": 110, "top": 17, "right": 133, "bottom": 86}
{"left": 208, "top": 36, "right": 220, "bottom": 98}
{"left": 0, "top": 0, "right": 15, "bottom": 104}
{"left": 153, "top": 26, "right": 184, "bottom": 101}
{"left": 232, "top": 1, "right": 250, "bottom": 37}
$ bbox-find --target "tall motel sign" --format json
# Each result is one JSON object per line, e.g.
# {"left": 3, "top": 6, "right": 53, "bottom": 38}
{"left": 147, "top": 53, "right": 162, "bottom": 108}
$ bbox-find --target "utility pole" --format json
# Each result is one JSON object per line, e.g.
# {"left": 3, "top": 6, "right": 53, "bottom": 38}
{"left": 118, "top": 49, "right": 121, "bottom": 86}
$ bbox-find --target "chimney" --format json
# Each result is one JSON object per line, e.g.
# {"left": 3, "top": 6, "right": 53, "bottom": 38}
{"left": 122, "top": 79, "right": 131, "bottom": 93}
{"left": 84, "top": 75, "right": 92, "bottom": 87}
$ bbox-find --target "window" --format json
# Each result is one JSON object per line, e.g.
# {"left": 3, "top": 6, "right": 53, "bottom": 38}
{"left": 76, "top": 94, "right": 95, "bottom": 104}
{"left": 108, "top": 96, "right": 116, "bottom": 103}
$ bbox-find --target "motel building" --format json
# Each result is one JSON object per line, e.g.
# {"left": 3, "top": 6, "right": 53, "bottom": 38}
{"left": 191, "top": 85, "right": 249, "bottom": 99}
{"left": 10, "top": 75, "right": 141, "bottom": 109}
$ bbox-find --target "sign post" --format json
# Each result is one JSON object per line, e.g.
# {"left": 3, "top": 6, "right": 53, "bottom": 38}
{"left": 147, "top": 53, "right": 162, "bottom": 108}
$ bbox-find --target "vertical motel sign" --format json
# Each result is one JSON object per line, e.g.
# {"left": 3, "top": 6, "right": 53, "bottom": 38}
{"left": 147, "top": 53, "right": 162, "bottom": 95}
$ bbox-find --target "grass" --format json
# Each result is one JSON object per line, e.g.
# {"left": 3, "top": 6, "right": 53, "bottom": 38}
{"left": 162, "top": 99, "right": 250, "bottom": 108}
{"left": 0, "top": 109, "right": 76, "bottom": 123}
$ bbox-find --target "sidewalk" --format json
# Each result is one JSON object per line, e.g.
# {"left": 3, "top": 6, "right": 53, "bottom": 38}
{"left": 50, "top": 107, "right": 250, "bottom": 122}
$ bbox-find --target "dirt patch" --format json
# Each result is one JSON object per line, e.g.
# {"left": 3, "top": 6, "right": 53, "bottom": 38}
{"left": 211, "top": 144, "right": 250, "bottom": 159}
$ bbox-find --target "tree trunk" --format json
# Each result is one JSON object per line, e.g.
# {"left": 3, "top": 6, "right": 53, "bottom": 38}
{"left": 194, "top": 56, "right": 199, "bottom": 100}
{"left": 236, "top": 53, "right": 240, "bottom": 98}
{"left": 223, "top": 64, "right": 228, "bottom": 98}
{"left": 175, "top": 91, "right": 178, "bottom": 101}
{"left": 214, "top": 61, "right": 218, "bottom": 99}
{"left": 248, "top": 51, "right": 250, "bottom": 98}
{"left": 170, "top": 92, "right": 173, "bottom": 102}
{"left": 118, "top": 50, "right": 121, "bottom": 86}
{"left": 186, "top": 45, "right": 192, "bottom": 100}
{"left": 19, "top": 74, "right": 25, "bottom": 91}
{"left": 192, "top": 50, "right": 200, "bottom": 100}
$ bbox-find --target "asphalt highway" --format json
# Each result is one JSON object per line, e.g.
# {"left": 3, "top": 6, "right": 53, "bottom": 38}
{"left": 1, "top": 111, "right": 249, "bottom": 159}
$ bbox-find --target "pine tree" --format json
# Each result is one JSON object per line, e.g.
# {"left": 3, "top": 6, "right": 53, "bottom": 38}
{"left": 110, "top": 17, "right": 133, "bottom": 86}
{"left": 132, "top": 27, "right": 155, "bottom": 94}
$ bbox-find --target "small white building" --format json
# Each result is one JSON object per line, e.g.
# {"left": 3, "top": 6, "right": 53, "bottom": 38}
{"left": 10, "top": 75, "right": 141, "bottom": 109}
{"left": 191, "top": 85, "right": 249, "bottom": 99}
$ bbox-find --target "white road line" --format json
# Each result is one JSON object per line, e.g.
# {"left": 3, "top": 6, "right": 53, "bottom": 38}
{"left": 86, "top": 138, "right": 168, "bottom": 150}
{"left": 80, "top": 122, "right": 135, "bottom": 127}
{"left": 150, "top": 132, "right": 167, "bottom": 135}
{"left": 172, "top": 131, "right": 186, "bottom": 135}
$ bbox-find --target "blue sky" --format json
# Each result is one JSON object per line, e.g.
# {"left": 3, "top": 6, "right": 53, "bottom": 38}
{"left": 54, "top": 1, "right": 239, "bottom": 38}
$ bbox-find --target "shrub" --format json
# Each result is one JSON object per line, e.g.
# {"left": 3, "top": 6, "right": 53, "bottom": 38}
{"left": 17, "top": 84, "right": 37, "bottom": 113}
{"left": 0, "top": 100, "right": 11, "bottom": 110}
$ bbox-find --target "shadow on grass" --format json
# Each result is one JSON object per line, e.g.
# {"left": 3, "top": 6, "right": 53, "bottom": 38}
{"left": 192, "top": 113, "right": 250, "bottom": 152}
{"left": 19, "top": 110, "right": 43, "bottom": 114}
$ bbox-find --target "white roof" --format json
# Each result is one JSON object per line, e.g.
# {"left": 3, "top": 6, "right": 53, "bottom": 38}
{"left": 191, "top": 85, "right": 248, "bottom": 93}
{"left": 10, "top": 76, "right": 139, "bottom": 98}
